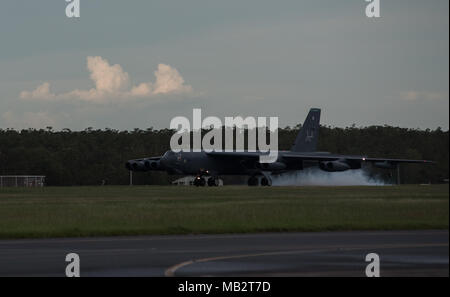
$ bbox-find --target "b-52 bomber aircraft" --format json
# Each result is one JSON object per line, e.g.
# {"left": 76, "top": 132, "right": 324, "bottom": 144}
{"left": 126, "top": 108, "right": 434, "bottom": 186}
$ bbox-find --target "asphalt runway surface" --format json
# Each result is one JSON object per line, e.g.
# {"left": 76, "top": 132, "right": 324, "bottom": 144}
{"left": 0, "top": 230, "right": 447, "bottom": 277}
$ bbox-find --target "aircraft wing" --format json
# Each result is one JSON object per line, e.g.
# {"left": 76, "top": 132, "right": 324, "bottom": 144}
{"left": 283, "top": 154, "right": 435, "bottom": 164}
{"left": 128, "top": 156, "right": 162, "bottom": 162}
{"left": 207, "top": 151, "right": 435, "bottom": 164}
{"left": 125, "top": 156, "right": 163, "bottom": 171}
{"left": 207, "top": 151, "right": 263, "bottom": 158}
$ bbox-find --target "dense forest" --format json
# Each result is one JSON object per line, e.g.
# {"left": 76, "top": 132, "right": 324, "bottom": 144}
{"left": 0, "top": 125, "right": 448, "bottom": 186}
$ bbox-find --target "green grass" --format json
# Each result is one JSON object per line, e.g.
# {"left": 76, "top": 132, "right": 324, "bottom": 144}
{"left": 0, "top": 185, "right": 448, "bottom": 239}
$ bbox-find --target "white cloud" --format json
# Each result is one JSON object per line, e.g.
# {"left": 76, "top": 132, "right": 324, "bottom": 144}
{"left": 399, "top": 91, "right": 448, "bottom": 102}
{"left": 153, "top": 63, "right": 193, "bottom": 95}
{"left": 399, "top": 91, "right": 419, "bottom": 101}
{"left": 88, "top": 56, "right": 130, "bottom": 93}
{"left": 1, "top": 111, "right": 57, "bottom": 129}
{"left": 128, "top": 64, "right": 192, "bottom": 97}
{"left": 130, "top": 83, "right": 152, "bottom": 97}
{"left": 20, "top": 56, "right": 193, "bottom": 103}
{"left": 19, "top": 82, "right": 55, "bottom": 100}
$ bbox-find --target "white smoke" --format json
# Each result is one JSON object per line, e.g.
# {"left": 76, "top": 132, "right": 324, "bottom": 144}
{"left": 271, "top": 167, "right": 387, "bottom": 186}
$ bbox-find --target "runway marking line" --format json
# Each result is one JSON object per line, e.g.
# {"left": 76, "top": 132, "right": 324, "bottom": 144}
{"left": 164, "top": 242, "right": 449, "bottom": 277}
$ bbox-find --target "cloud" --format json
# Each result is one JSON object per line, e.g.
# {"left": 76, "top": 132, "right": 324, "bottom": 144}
{"left": 130, "top": 64, "right": 192, "bottom": 97}
{"left": 1, "top": 111, "right": 57, "bottom": 129}
{"left": 399, "top": 91, "right": 448, "bottom": 102}
{"left": 19, "top": 82, "right": 55, "bottom": 100}
{"left": 399, "top": 91, "right": 419, "bottom": 101}
{"left": 20, "top": 56, "right": 193, "bottom": 103}
{"left": 153, "top": 64, "right": 193, "bottom": 95}
{"left": 88, "top": 56, "right": 130, "bottom": 92}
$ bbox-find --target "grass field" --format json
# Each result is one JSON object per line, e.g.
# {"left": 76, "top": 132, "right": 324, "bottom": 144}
{"left": 0, "top": 185, "right": 448, "bottom": 239}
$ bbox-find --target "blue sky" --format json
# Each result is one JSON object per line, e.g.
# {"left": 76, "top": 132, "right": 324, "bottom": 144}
{"left": 0, "top": 0, "right": 448, "bottom": 130}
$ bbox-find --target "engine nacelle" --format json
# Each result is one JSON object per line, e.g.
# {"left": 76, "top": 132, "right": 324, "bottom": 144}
{"left": 144, "top": 160, "right": 162, "bottom": 170}
{"left": 374, "top": 161, "right": 396, "bottom": 169}
{"left": 126, "top": 161, "right": 146, "bottom": 171}
{"left": 319, "top": 160, "right": 350, "bottom": 172}
{"left": 126, "top": 159, "right": 164, "bottom": 171}
{"left": 258, "top": 162, "right": 287, "bottom": 171}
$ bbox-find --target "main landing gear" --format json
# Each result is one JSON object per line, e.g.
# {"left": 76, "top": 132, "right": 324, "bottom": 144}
{"left": 194, "top": 176, "right": 219, "bottom": 187}
{"left": 247, "top": 175, "right": 272, "bottom": 186}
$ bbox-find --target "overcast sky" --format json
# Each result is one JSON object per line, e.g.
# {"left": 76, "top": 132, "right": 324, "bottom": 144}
{"left": 0, "top": 0, "right": 448, "bottom": 130}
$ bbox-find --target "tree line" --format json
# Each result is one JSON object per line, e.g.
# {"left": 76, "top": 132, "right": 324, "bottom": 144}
{"left": 0, "top": 125, "right": 447, "bottom": 185}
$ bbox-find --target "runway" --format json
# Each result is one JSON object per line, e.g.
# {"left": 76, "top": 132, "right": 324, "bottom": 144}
{"left": 0, "top": 230, "right": 447, "bottom": 277}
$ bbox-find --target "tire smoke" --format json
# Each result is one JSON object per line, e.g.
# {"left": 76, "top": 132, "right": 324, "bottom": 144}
{"left": 271, "top": 168, "right": 387, "bottom": 186}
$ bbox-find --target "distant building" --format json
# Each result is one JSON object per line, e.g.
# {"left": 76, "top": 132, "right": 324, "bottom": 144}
{"left": 0, "top": 176, "right": 45, "bottom": 187}
{"left": 172, "top": 176, "right": 223, "bottom": 186}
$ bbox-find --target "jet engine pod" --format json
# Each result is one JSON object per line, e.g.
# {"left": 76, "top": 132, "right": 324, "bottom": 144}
{"left": 319, "top": 160, "right": 351, "bottom": 172}
{"left": 144, "top": 160, "right": 161, "bottom": 170}
{"left": 258, "top": 161, "right": 287, "bottom": 171}
{"left": 374, "top": 161, "right": 396, "bottom": 169}
{"left": 126, "top": 161, "right": 146, "bottom": 171}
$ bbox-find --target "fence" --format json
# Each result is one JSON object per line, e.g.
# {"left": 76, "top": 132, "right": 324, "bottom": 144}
{"left": 0, "top": 176, "right": 45, "bottom": 187}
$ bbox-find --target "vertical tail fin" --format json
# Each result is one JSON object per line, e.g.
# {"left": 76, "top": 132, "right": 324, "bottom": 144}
{"left": 290, "top": 108, "right": 321, "bottom": 152}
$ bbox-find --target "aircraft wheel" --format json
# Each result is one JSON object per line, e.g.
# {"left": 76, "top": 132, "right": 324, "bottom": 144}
{"left": 194, "top": 176, "right": 206, "bottom": 187}
{"left": 247, "top": 176, "right": 258, "bottom": 186}
{"left": 261, "top": 177, "right": 271, "bottom": 186}
{"left": 208, "top": 177, "right": 219, "bottom": 187}
{"left": 193, "top": 177, "right": 200, "bottom": 187}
